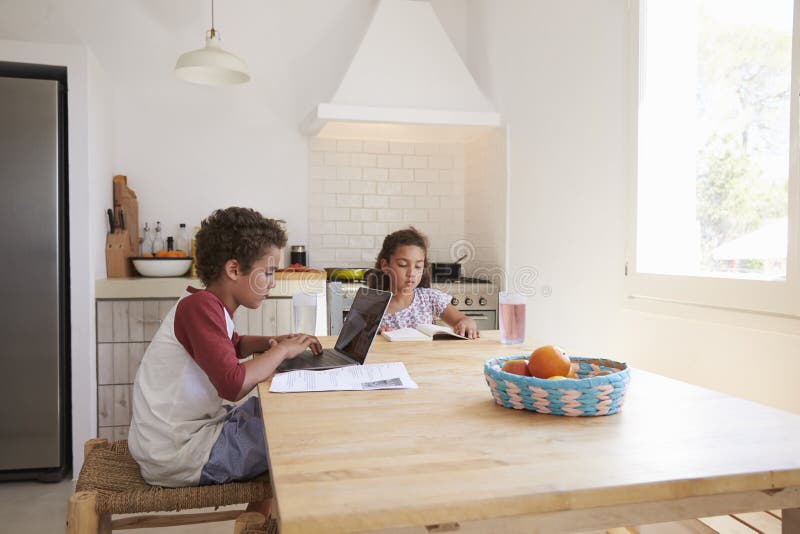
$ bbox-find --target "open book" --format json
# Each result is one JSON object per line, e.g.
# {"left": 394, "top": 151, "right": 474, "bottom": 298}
{"left": 381, "top": 323, "right": 468, "bottom": 342}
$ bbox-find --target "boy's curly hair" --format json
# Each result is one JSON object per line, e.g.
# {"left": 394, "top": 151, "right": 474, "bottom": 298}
{"left": 194, "top": 207, "right": 287, "bottom": 286}
{"left": 368, "top": 226, "right": 431, "bottom": 290}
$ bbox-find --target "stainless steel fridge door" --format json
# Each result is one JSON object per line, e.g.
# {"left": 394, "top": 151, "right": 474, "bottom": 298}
{"left": 0, "top": 77, "right": 63, "bottom": 470}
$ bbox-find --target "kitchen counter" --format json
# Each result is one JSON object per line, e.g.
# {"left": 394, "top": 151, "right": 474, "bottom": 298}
{"left": 96, "top": 272, "right": 326, "bottom": 299}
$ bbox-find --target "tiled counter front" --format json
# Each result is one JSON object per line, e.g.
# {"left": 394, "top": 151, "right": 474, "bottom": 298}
{"left": 95, "top": 297, "right": 293, "bottom": 441}
{"left": 96, "top": 299, "right": 174, "bottom": 441}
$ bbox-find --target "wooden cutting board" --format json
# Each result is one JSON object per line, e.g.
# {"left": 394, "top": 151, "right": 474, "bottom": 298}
{"left": 113, "top": 174, "right": 139, "bottom": 257}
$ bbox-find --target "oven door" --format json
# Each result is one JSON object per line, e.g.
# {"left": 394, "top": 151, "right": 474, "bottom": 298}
{"left": 461, "top": 310, "right": 497, "bottom": 331}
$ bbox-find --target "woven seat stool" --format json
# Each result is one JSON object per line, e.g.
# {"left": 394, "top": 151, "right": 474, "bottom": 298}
{"left": 66, "top": 438, "right": 276, "bottom": 534}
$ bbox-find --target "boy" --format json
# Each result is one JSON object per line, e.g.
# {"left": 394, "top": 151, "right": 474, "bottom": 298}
{"left": 128, "top": 207, "right": 320, "bottom": 513}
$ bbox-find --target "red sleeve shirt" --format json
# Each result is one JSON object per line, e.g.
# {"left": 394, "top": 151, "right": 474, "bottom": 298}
{"left": 173, "top": 290, "right": 245, "bottom": 401}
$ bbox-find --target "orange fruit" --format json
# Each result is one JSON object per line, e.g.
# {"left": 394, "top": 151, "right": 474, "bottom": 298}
{"left": 547, "top": 376, "right": 567, "bottom": 380}
{"left": 528, "top": 345, "right": 571, "bottom": 379}
{"left": 155, "top": 250, "right": 168, "bottom": 257}
{"left": 567, "top": 367, "right": 578, "bottom": 379}
{"left": 501, "top": 359, "right": 531, "bottom": 376}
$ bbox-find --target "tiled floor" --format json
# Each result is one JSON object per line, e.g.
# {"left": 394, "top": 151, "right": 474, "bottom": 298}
{"left": 0, "top": 476, "right": 247, "bottom": 533}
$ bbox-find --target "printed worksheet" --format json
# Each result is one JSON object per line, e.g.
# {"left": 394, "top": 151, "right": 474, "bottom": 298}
{"left": 268, "top": 362, "right": 418, "bottom": 393}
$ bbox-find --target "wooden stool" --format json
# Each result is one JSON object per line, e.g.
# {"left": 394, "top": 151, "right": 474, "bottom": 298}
{"left": 65, "top": 438, "right": 276, "bottom": 533}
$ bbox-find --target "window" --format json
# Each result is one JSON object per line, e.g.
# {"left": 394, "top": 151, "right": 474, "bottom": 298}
{"left": 629, "top": 0, "right": 800, "bottom": 316}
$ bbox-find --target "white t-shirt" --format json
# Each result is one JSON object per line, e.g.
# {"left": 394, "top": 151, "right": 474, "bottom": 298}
{"left": 128, "top": 288, "right": 246, "bottom": 487}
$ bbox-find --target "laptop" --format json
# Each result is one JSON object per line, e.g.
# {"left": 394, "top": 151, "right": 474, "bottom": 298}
{"left": 276, "top": 287, "right": 392, "bottom": 372}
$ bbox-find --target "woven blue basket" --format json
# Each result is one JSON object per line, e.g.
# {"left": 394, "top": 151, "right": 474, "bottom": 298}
{"left": 484, "top": 355, "right": 630, "bottom": 416}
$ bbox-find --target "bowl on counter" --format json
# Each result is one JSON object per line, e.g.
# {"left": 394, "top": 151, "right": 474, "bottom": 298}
{"left": 131, "top": 257, "right": 193, "bottom": 277}
{"left": 324, "top": 267, "right": 370, "bottom": 281}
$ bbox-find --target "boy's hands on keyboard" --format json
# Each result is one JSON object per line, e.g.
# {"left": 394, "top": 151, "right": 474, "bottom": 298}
{"left": 241, "top": 334, "right": 323, "bottom": 398}
{"left": 272, "top": 334, "right": 323, "bottom": 358}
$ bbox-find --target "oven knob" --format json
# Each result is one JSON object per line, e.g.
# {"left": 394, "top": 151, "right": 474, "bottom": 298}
{"left": 479, "top": 297, "right": 487, "bottom": 306}
{"left": 451, "top": 297, "right": 460, "bottom": 306}
{"left": 464, "top": 297, "right": 473, "bottom": 306}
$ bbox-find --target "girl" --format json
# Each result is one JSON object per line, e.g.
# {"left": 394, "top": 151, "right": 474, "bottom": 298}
{"left": 369, "top": 227, "right": 479, "bottom": 339}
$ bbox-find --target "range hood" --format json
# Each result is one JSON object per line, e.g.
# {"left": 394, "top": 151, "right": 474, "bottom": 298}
{"left": 301, "top": 0, "right": 501, "bottom": 141}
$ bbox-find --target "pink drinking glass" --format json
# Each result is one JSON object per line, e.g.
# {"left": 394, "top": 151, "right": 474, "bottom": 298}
{"left": 499, "top": 292, "right": 526, "bottom": 344}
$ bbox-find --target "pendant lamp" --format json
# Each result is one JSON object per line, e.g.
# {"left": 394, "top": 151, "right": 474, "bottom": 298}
{"left": 174, "top": 0, "right": 250, "bottom": 86}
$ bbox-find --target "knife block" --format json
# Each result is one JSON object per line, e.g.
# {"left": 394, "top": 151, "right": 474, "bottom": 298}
{"left": 106, "top": 230, "right": 134, "bottom": 278}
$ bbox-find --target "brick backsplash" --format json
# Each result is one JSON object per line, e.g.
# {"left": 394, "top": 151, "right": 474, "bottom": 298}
{"left": 308, "top": 138, "right": 466, "bottom": 267}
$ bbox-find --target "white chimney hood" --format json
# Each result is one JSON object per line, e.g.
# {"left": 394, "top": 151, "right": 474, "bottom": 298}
{"left": 301, "top": 0, "right": 501, "bottom": 141}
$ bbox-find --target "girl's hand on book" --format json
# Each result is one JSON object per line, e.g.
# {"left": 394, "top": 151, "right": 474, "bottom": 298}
{"left": 453, "top": 318, "right": 480, "bottom": 339}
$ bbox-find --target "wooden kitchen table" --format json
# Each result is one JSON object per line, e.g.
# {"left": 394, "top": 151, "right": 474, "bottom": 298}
{"left": 256, "top": 332, "right": 800, "bottom": 533}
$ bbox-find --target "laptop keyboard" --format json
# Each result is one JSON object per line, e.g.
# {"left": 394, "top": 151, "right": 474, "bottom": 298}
{"left": 278, "top": 349, "right": 352, "bottom": 371}
{"left": 307, "top": 349, "right": 351, "bottom": 366}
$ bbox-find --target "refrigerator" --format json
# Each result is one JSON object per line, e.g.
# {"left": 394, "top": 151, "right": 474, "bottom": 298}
{"left": 0, "top": 63, "right": 71, "bottom": 481}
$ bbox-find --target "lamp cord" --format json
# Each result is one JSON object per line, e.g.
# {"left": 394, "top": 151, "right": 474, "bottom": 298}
{"left": 210, "top": 0, "right": 216, "bottom": 37}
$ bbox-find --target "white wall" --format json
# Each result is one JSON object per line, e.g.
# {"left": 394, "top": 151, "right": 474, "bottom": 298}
{"left": 85, "top": 49, "right": 116, "bottom": 473}
{"left": 466, "top": 0, "right": 800, "bottom": 414}
{"left": 465, "top": 129, "right": 507, "bottom": 276}
{"left": 88, "top": 49, "right": 115, "bottom": 283}
{"left": 102, "top": 0, "right": 469, "bottom": 254}
{"left": 0, "top": 0, "right": 383, "bottom": 261}
{"left": 466, "top": 0, "right": 627, "bottom": 353}
{"left": 93, "top": 1, "right": 376, "bottom": 259}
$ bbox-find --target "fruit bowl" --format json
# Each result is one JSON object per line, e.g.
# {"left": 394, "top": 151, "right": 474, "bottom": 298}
{"left": 131, "top": 257, "right": 193, "bottom": 277}
{"left": 484, "top": 355, "right": 630, "bottom": 416}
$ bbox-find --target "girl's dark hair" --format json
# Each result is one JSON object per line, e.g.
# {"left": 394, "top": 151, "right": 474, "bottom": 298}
{"left": 195, "top": 207, "right": 287, "bottom": 286}
{"left": 367, "top": 226, "right": 430, "bottom": 290}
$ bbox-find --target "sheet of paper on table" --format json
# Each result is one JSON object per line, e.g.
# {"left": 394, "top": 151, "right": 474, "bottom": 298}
{"left": 268, "top": 362, "right": 419, "bottom": 393}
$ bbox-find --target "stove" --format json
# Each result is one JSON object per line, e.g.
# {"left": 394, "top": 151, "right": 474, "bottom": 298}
{"left": 432, "top": 276, "right": 493, "bottom": 284}
{"left": 327, "top": 277, "right": 498, "bottom": 335}
{"left": 430, "top": 278, "right": 498, "bottom": 331}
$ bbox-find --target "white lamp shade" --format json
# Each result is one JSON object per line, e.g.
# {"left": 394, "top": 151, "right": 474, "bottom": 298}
{"left": 175, "top": 33, "right": 250, "bottom": 86}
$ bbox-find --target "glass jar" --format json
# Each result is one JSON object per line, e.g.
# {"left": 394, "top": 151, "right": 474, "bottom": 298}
{"left": 175, "top": 224, "right": 188, "bottom": 253}
{"left": 290, "top": 245, "right": 307, "bottom": 266}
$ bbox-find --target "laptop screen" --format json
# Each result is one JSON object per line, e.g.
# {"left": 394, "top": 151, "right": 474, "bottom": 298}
{"left": 334, "top": 287, "right": 392, "bottom": 363}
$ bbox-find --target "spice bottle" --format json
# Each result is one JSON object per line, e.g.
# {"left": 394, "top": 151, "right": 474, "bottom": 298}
{"left": 140, "top": 223, "right": 152, "bottom": 255}
{"left": 152, "top": 221, "right": 165, "bottom": 253}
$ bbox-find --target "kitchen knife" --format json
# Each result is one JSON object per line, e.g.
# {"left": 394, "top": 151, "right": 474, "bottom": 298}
{"left": 107, "top": 208, "right": 115, "bottom": 233}
{"left": 118, "top": 209, "right": 126, "bottom": 231}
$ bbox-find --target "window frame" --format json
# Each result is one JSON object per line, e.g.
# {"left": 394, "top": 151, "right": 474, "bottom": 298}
{"left": 625, "top": 0, "right": 800, "bottom": 319}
